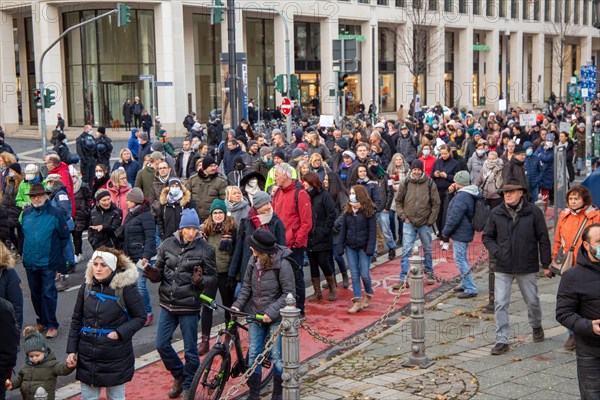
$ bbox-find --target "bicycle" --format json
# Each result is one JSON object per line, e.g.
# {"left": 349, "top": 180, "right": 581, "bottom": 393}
{"left": 187, "top": 294, "right": 274, "bottom": 400}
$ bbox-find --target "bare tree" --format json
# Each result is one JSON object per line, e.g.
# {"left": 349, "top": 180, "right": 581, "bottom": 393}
{"left": 546, "top": 12, "right": 581, "bottom": 100}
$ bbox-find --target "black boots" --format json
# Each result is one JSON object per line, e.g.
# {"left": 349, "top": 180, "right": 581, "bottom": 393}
{"left": 272, "top": 374, "right": 283, "bottom": 400}
{"left": 246, "top": 373, "right": 262, "bottom": 400}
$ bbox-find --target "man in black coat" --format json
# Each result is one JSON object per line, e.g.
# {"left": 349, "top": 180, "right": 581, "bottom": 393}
{"left": 0, "top": 298, "right": 18, "bottom": 399}
{"left": 556, "top": 223, "right": 600, "bottom": 399}
{"left": 483, "top": 178, "right": 552, "bottom": 356}
{"left": 76, "top": 125, "right": 97, "bottom": 184}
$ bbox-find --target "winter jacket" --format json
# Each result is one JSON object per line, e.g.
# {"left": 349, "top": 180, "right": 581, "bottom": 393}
{"left": 338, "top": 160, "right": 358, "bottom": 189}
{"left": 134, "top": 166, "right": 156, "bottom": 198}
{"left": 556, "top": 247, "right": 600, "bottom": 357}
{"left": 112, "top": 159, "right": 140, "bottom": 187}
{"left": 54, "top": 142, "right": 72, "bottom": 165}
{"left": 354, "top": 179, "right": 382, "bottom": 210}
{"left": 474, "top": 159, "right": 503, "bottom": 200}
{"left": 524, "top": 153, "right": 542, "bottom": 190}
{"left": 431, "top": 157, "right": 461, "bottom": 192}
{"left": 137, "top": 140, "right": 153, "bottom": 163}
{"left": 0, "top": 298, "right": 18, "bottom": 383}
{"left": 48, "top": 162, "right": 76, "bottom": 216}
{"left": 174, "top": 150, "right": 196, "bottom": 180}
{"left": 185, "top": 172, "right": 227, "bottom": 220}
{"left": 21, "top": 200, "right": 70, "bottom": 271}
{"left": 395, "top": 172, "right": 440, "bottom": 228}
{"left": 106, "top": 182, "right": 131, "bottom": 222}
{"left": 338, "top": 209, "right": 377, "bottom": 256}
{"left": 141, "top": 114, "right": 153, "bottom": 131}
{"left": 252, "top": 158, "right": 272, "bottom": 184}
{"left": 128, "top": 131, "right": 140, "bottom": 159}
{"left": 502, "top": 157, "right": 529, "bottom": 192}
{"left": 88, "top": 203, "right": 122, "bottom": 250}
{"left": 205, "top": 228, "right": 237, "bottom": 274}
{"left": 228, "top": 210, "right": 287, "bottom": 282}
{"left": 272, "top": 181, "right": 313, "bottom": 249}
{"left": 374, "top": 173, "right": 393, "bottom": 211}
{"left": 396, "top": 132, "right": 420, "bottom": 165}
{"left": 418, "top": 154, "right": 436, "bottom": 177}
{"left": 442, "top": 185, "right": 479, "bottom": 243}
{"left": 153, "top": 232, "right": 218, "bottom": 314}
{"left": 306, "top": 143, "right": 332, "bottom": 165}
{"left": 49, "top": 185, "right": 73, "bottom": 226}
{"left": 67, "top": 257, "right": 145, "bottom": 387}
{"left": 232, "top": 247, "right": 296, "bottom": 323}
{"left": 0, "top": 255, "right": 23, "bottom": 330}
{"left": 535, "top": 146, "right": 554, "bottom": 190}
{"left": 10, "top": 349, "right": 74, "bottom": 400}
{"left": 122, "top": 205, "right": 156, "bottom": 262}
{"left": 72, "top": 182, "right": 92, "bottom": 231}
{"left": 553, "top": 205, "right": 600, "bottom": 264}
{"left": 122, "top": 103, "right": 133, "bottom": 123}
{"left": 223, "top": 147, "right": 251, "bottom": 175}
{"left": 482, "top": 199, "right": 551, "bottom": 274}
{"left": 95, "top": 135, "right": 114, "bottom": 168}
{"left": 372, "top": 140, "right": 391, "bottom": 169}
{"left": 467, "top": 153, "right": 487, "bottom": 184}
{"left": 156, "top": 187, "right": 196, "bottom": 240}
{"left": 148, "top": 173, "right": 172, "bottom": 216}
{"left": 1, "top": 174, "right": 22, "bottom": 228}
{"left": 307, "top": 189, "right": 336, "bottom": 252}
{"left": 76, "top": 131, "right": 96, "bottom": 161}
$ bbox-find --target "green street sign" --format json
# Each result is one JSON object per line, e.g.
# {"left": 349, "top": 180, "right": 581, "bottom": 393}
{"left": 473, "top": 44, "right": 490, "bottom": 51}
{"left": 338, "top": 34, "right": 366, "bottom": 42}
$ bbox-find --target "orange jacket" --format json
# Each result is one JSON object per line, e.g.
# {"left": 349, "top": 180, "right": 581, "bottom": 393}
{"left": 553, "top": 205, "right": 600, "bottom": 263}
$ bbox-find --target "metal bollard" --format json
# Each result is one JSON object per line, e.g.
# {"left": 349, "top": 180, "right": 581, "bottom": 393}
{"left": 34, "top": 387, "right": 48, "bottom": 400}
{"left": 535, "top": 193, "right": 547, "bottom": 216}
{"left": 483, "top": 256, "right": 495, "bottom": 314}
{"left": 402, "top": 248, "right": 435, "bottom": 369}
{"left": 280, "top": 293, "right": 301, "bottom": 400}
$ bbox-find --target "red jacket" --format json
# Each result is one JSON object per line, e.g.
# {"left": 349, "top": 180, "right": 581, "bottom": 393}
{"left": 50, "top": 162, "right": 76, "bottom": 216}
{"left": 419, "top": 155, "right": 436, "bottom": 177}
{"left": 272, "top": 181, "right": 313, "bottom": 248}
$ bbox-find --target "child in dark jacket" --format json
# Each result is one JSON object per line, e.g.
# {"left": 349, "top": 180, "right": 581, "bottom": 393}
{"left": 338, "top": 184, "right": 377, "bottom": 314}
{"left": 6, "top": 327, "right": 75, "bottom": 400}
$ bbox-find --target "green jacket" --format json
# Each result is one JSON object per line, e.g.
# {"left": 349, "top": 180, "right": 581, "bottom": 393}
{"left": 134, "top": 166, "right": 156, "bottom": 198}
{"left": 205, "top": 229, "right": 236, "bottom": 274}
{"left": 185, "top": 172, "right": 227, "bottom": 220}
{"left": 11, "top": 349, "right": 74, "bottom": 400}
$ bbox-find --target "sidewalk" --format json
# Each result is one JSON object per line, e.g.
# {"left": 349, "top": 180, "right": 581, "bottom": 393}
{"left": 301, "top": 267, "right": 578, "bottom": 399}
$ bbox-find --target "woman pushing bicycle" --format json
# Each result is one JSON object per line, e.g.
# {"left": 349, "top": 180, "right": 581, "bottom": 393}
{"left": 231, "top": 229, "right": 296, "bottom": 400}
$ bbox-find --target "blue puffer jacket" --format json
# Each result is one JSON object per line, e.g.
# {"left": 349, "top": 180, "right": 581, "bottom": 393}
{"left": 442, "top": 185, "right": 479, "bottom": 243}
{"left": 122, "top": 204, "right": 157, "bottom": 262}
{"left": 535, "top": 146, "right": 554, "bottom": 190}
{"left": 338, "top": 209, "right": 377, "bottom": 256}
{"left": 112, "top": 159, "right": 141, "bottom": 187}
{"left": 524, "top": 153, "right": 541, "bottom": 189}
{"left": 21, "top": 200, "right": 70, "bottom": 271}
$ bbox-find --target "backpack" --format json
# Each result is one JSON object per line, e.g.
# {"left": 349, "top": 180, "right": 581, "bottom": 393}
{"left": 83, "top": 133, "right": 96, "bottom": 151}
{"left": 471, "top": 197, "right": 491, "bottom": 232}
{"left": 84, "top": 284, "right": 130, "bottom": 320}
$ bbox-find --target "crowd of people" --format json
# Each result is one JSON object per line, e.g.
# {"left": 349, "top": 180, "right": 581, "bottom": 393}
{"left": 1, "top": 98, "right": 600, "bottom": 399}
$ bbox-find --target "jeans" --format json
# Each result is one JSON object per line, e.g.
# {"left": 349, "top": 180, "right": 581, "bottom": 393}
{"left": 376, "top": 211, "right": 397, "bottom": 251}
{"left": 290, "top": 247, "right": 306, "bottom": 314}
{"left": 399, "top": 222, "right": 433, "bottom": 281}
{"left": 137, "top": 274, "right": 153, "bottom": 315}
{"left": 26, "top": 268, "right": 59, "bottom": 329}
{"left": 345, "top": 246, "right": 374, "bottom": 299}
{"left": 389, "top": 211, "right": 403, "bottom": 242}
{"left": 452, "top": 241, "right": 477, "bottom": 294}
{"left": 248, "top": 322, "right": 283, "bottom": 375}
{"left": 80, "top": 383, "right": 126, "bottom": 400}
{"left": 576, "top": 354, "right": 600, "bottom": 399}
{"left": 494, "top": 272, "right": 542, "bottom": 344}
{"left": 530, "top": 186, "right": 539, "bottom": 203}
{"left": 155, "top": 310, "right": 199, "bottom": 391}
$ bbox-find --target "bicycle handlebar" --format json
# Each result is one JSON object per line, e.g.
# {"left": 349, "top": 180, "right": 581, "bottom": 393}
{"left": 199, "top": 294, "right": 265, "bottom": 322}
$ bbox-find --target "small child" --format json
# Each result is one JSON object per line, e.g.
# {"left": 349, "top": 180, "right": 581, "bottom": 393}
{"left": 5, "top": 326, "right": 75, "bottom": 400}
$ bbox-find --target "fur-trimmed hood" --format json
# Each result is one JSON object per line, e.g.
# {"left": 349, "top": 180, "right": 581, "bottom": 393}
{"left": 159, "top": 185, "right": 191, "bottom": 206}
{"left": 0, "top": 243, "right": 15, "bottom": 270}
{"left": 85, "top": 253, "right": 139, "bottom": 289}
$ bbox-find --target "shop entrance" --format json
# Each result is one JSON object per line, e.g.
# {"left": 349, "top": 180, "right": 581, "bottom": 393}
{"left": 100, "top": 82, "right": 137, "bottom": 128}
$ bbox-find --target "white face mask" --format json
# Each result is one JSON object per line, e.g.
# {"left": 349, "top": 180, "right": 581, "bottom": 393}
{"left": 248, "top": 178, "right": 258, "bottom": 188}
{"left": 95, "top": 172, "right": 104, "bottom": 179}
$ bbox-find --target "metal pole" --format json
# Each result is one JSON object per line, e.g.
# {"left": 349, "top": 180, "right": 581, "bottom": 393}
{"left": 227, "top": 0, "right": 238, "bottom": 129}
{"left": 283, "top": 15, "right": 292, "bottom": 143}
{"left": 402, "top": 246, "right": 435, "bottom": 369}
{"left": 371, "top": 1, "right": 376, "bottom": 121}
{"left": 341, "top": 39, "right": 346, "bottom": 118}
{"left": 483, "top": 256, "right": 495, "bottom": 314}
{"left": 151, "top": 74, "right": 156, "bottom": 125}
{"left": 38, "top": 8, "right": 117, "bottom": 156}
{"left": 257, "top": 76, "right": 261, "bottom": 133}
{"left": 280, "top": 293, "right": 301, "bottom": 400}
{"left": 586, "top": 61, "right": 594, "bottom": 177}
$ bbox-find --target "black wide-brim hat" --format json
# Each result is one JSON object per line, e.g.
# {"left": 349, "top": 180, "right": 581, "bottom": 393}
{"left": 28, "top": 183, "right": 51, "bottom": 196}
{"left": 247, "top": 229, "right": 277, "bottom": 255}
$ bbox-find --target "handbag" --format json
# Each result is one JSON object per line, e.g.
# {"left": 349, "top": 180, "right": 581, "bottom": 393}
{"left": 550, "top": 216, "right": 588, "bottom": 276}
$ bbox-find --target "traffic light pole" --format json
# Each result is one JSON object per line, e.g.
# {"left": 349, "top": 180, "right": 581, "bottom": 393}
{"left": 226, "top": 0, "right": 238, "bottom": 130}
{"left": 38, "top": 8, "right": 118, "bottom": 156}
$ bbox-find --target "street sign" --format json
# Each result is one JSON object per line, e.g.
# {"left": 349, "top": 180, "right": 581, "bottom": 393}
{"left": 281, "top": 97, "right": 292, "bottom": 116}
{"left": 155, "top": 81, "right": 173, "bottom": 87}
{"left": 580, "top": 65, "right": 597, "bottom": 100}
{"left": 139, "top": 74, "right": 153, "bottom": 81}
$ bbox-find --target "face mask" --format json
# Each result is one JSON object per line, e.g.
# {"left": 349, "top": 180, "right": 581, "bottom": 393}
{"left": 306, "top": 187, "right": 313, "bottom": 193}
{"left": 526, "top": 149, "right": 533, "bottom": 156}
{"left": 587, "top": 242, "right": 600, "bottom": 259}
{"left": 248, "top": 178, "right": 258, "bottom": 187}
{"left": 349, "top": 194, "right": 357, "bottom": 203}
{"left": 422, "top": 149, "right": 431, "bottom": 157}
{"left": 8, "top": 171, "right": 14, "bottom": 177}
{"left": 369, "top": 165, "right": 378, "bottom": 175}
{"left": 264, "top": 158, "right": 273, "bottom": 167}
{"left": 62, "top": 138, "right": 68, "bottom": 144}
{"left": 192, "top": 143, "right": 200, "bottom": 150}
{"left": 476, "top": 149, "right": 485, "bottom": 157}
{"left": 546, "top": 141, "right": 554, "bottom": 148}
{"left": 95, "top": 172, "right": 104, "bottom": 179}
{"left": 169, "top": 188, "right": 181, "bottom": 197}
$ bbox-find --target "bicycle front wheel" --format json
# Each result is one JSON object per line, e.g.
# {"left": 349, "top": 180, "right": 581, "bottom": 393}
{"left": 188, "top": 347, "right": 230, "bottom": 400}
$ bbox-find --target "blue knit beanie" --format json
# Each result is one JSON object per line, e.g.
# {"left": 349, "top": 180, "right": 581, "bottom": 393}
{"left": 179, "top": 209, "right": 200, "bottom": 230}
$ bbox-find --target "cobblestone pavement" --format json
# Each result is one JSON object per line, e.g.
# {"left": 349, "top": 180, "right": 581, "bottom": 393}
{"left": 299, "top": 270, "right": 579, "bottom": 399}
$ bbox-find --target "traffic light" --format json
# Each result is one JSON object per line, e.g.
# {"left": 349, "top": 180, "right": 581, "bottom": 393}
{"left": 338, "top": 72, "right": 348, "bottom": 90}
{"left": 44, "top": 88, "right": 56, "bottom": 108}
{"left": 274, "top": 74, "right": 285, "bottom": 95}
{"left": 33, "top": 88, "right": 42, "bottom": 109}
{"left": 290, "top": 75, "right": 299, "bottom": 100}
{"left": 117, "top": 3, "right": 132, "bottom": 27}
{"left": 211, "top": 0, "right": 225, "bottom": 25}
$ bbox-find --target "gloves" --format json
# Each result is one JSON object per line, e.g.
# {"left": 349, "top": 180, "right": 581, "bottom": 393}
{"left": 192, "top": 266, "right": 203, "bottom": 286}
{"left": 143, "top": 265, "right": 161, "bottom": 283}
{"left": 227, "top": 276, "right": 238, "bottom": 290}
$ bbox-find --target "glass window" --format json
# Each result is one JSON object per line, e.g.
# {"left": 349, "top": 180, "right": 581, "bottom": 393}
{"left": 429, "top": 0, "right": 438, "bottom": 11}
{"left": 555, "top": 0, "right": 563, "bottom": 22}
{"left": 377, "top": 0, "right": 389, "bottom": 5}
{"left": 499, "top": 0, "right": 507, "bottom": 17}
{"left": 358, "top": 0, "right": 369, "bottom": 3}
{"left": 444, "top": 0, "right": 453, "bottom": 12}
{"left": 511, "top": 0, "right": 519, "bottom": 19}
{"left": 396, "top": 0, "right": 406, "bottom": 6}
{"left": 473, "top": 0, "right": 481, "bottom": 15}
{"left": 459, "top": 0, "right": 468, "bottom": 14}
{"left": 294, "top": 21, "right": 320, "bottom": 71}
{"left": 574, "top": 0, "right": 580, "bottom": 23}
{"left": 584, "top": 0, "right": 589, "bottom": 24}
{"left": 486, "top": 0, "right": 495, "bottom": 16}
{"left": 565, "top": 0, "right": 571, "bottom": 21}
{"left": 534, "top": 0, "right": 540, "bottom": 20}
{"left": 379, "top": 74, "right": 395, "bottom": 112}
{"left": 246, "top": 18, "right": 275, "bottom": 111}
{"left": 545, "top": 0, "right": 551, "bottom": 20}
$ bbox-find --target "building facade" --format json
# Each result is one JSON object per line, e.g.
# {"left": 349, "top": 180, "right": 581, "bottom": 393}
{"left": 0, "top": 0, "right": 598, "bottom": 134}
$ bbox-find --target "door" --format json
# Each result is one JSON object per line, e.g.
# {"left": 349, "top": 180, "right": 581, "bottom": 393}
{"left": 101, "top": 82, "right": 136, "bottom": 127}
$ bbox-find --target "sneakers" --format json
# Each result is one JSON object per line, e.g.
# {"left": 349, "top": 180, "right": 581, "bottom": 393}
{"left": 371, "top": 255, "right": 378, "bottom": 263}
{"left": 532, "top": 327, "right": 545, "bottom": 342}
{"left": 56, "top": 274, "right": 69, "bottom": 292}
{"left": 564, "top": 334, "right": 575, "bottom": 351}
{"left": 144, "top": 314, "right": 153, "bottom": 327}
{"left": 453, "top": 286, "right": 465, "bottom": 292}
{"left": 491, "top": 343, "right": 510, "bottom": 355}
{"left": 392, "top": 280, "right": 409, "bottom": 290}
{"left": 45, "top": 328, "right": 58, "bottom": 339}
{"left": 168, "top": 378, "right": 183, "bottom": 399}
{"left": 388, "top": 248, "right": 396, "bottom": 260}
{"left": 74, "top": 254, "right": 84, "bottom": 264}
{"left": 425, "top": 274, "right": 435, "bottom": 285}
{"left": 457, "top": 292, "right": 478, "bottom": 299}
{"left": 441, "top": 242, "right": 450, "bottom": 251}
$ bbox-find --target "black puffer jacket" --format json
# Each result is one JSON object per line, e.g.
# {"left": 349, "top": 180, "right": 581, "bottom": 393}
{"left": 396, "top": 132, "right": 419, "bottom": 165}
{"left": 232, "top": 247, "right": 296, "bottom": 323}
{"left": 1, "top": 175, "right": 22, "bottom": 228}
{"left": 338, "top": 209, "right": 377, "bottom": 256}
{"left": 482, "top": 199, "right": 551, "bottom": 274}
{"left": 375, "top": 172, "right": 394, "bottom": 211}
{"left": 67, "top": 257, "right": 145, "bottom": 387}
{"left": 122, "top": 204, "right": 156, "bottom": 262}
{"left": 156, "top": 187, "right": 196, "bottom": 240}
{"left": 88, "top": 204, "right": 122, "bottom": 250}
{"left": 153, "top": 232, "right": 218, "bottom": 314}
{"left": 307, "top": 189, "right": 336, "bottom": 252}
{"left": 556, "top": 247, "right": 600, "bottom": 357}
{"left": 73, "top": 182, "right": 92, "bottom": 231}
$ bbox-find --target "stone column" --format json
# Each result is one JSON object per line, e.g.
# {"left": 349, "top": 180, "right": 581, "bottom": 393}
{"left": 273, "top": 11, "right": 294, "bottom": 104}
{"left": 320, "top": 17, "right": 339, "bottom": 116}
{"left": 531, "top": 32, "right": 545, "bottom": 105}
{"left": 397, "top": 20, "right": 414, "bottom": 107}
{"left": 182, "top": 8, "right": 195, "bottom": 119}
{"left": 427, "top": 25, "right": 446, "bottom": 106}
{"left": 509, "top": 29, "right": 523, "bottom": 106}
{"left": 0, "top": 10, "right": 19, "bottom": 133}
{"left": 484, "top": 29, "right": 500, "bottom": 109}
{"left": 455, "top": 26, "right": 474, "bottom": 110}
{"left": 361, "top": 18, "right": 376, "bottom": 112}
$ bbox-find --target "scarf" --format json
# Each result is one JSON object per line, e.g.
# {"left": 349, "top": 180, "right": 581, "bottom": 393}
{"left": 211, "top": 222, "right": 234, "bottom": 253}
{"left": 505, "top": 198, "right": 523, "bottom": 220}
{"left": 166, "top": 189, "right": 184, "bottom": 204}
{"left": 245, "top": 184, "right": 259, "bottom": 200}
{"left": 248, "top": 207, "right": 273, "bottom": 228}
{"left": 73, "top": 177, "right": 82, "bottom": 194}
{"left": 159, "top": 174, "right": 169, "bottom": 184}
